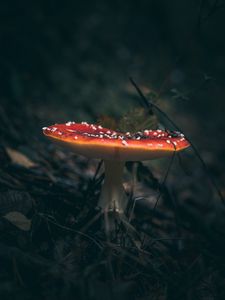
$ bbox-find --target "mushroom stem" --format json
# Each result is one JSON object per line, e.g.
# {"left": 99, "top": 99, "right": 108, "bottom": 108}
{"left": 98, "top": 160, "right": 128, "bottom": 213}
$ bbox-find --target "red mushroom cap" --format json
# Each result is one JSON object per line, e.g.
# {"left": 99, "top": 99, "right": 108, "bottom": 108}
{"left": 43, "top": 122, "right": 190, "bottom": 161}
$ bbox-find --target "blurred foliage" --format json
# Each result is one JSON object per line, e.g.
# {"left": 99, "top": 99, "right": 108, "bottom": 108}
{"left": 118, "top": 107, "right": 158, "bottom": 132}
{"left": 98, "top": 107, "right": 158, "bottom": 133}
{"left": 97, "top": 115, "right": 118, "bottom": 130}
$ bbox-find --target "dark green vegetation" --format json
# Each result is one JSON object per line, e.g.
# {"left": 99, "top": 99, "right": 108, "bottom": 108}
{"left": 1, "top": 1, "right": 225, "bottom": 299}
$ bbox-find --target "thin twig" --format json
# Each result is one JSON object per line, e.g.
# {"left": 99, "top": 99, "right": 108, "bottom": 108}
{"left": 38, "top": 213, "right": 103, "bottom": 250}
{"left": 129, "top": 77, "right": 225, "bottom": 205}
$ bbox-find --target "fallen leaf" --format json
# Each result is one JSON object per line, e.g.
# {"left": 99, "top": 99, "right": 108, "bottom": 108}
{"left": 6, "top": 147, "right": 37, "bottom": 168}
{"left": 0, "top": 191, "right": 33, "bottom": 216}
{"left": 3, "top": 211, "right": 31, "bottom": 231}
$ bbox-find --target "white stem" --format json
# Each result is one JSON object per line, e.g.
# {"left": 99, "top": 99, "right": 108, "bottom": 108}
{"left": 98, "top": 160, "right": 128, "bottom": 213}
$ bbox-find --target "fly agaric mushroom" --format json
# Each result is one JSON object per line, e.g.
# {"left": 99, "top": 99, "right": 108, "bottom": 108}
{"left": 43, "top": 122, "right": 190, "bottom": 214}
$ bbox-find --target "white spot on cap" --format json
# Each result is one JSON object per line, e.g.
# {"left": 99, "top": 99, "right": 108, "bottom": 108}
{"left": 66, "top": 121, "right": 76, "bottom": 126}
{"left": 166, "top": 140, "right": 171, "bottom": 144}
{"left": 122, "top": 140, "right": 128, "bottom": 146}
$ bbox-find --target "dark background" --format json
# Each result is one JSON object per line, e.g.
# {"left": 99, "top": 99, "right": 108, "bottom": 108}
{"left": 1, "top": 0, "right": 225, "bottom": 167}
{"left": 1, "top": 1, "right": 225, "bottom": 299}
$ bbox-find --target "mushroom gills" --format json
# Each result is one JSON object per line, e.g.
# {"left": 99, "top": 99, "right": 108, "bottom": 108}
{"left": 98, "top": 160, "right": 128, "bottom": 213}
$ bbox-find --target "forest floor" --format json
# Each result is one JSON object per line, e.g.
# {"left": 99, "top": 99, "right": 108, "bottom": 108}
{"left": 1, "top": 80, "right": 225, "bottom": 300}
